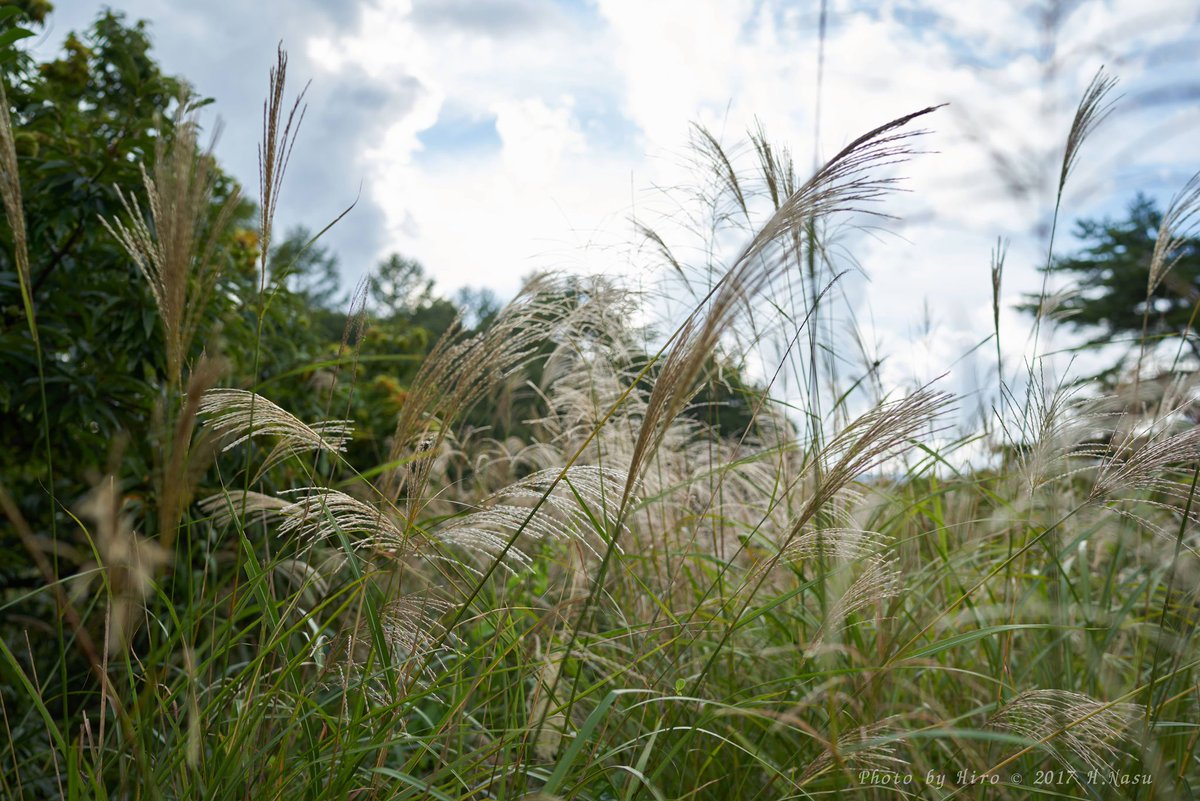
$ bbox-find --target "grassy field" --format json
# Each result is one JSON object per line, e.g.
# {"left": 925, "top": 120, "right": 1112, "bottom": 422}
{"left": 2, "top": 50, "right": 1199, "bottom": 801}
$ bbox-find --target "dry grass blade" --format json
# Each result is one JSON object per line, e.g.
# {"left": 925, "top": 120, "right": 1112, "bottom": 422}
{"left": 197, "top": 388, "right": 353, "bottom": 476}
{"left": 988, "top": 689, "right": 1141, "bottom": 774}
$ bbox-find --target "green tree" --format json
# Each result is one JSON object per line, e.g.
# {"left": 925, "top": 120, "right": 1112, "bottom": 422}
{"left": 0, "top": 13, "right": 353, "bottom": 510}
{"left": 454, "top": 285, "right": 501, "bottom": 329}
{"left": 0, "top": 10, "right": 340, "bottom": 595}
{"left": 369, "top": 251, "right": 458, "bottom": 338}
{"left": 269, "top": 224, "right": 344, "bottom": 313}
{"left": 0, "top": 10, "right": 200, "bottom": 501}
{"left": 1022, "top": 194, "right": 1200, "bottom": 379}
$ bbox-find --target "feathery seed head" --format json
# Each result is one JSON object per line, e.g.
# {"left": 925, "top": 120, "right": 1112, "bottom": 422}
{"left": 197, "top": 388, "right": 353, "bottom": 476}
{"left": 989, "top": 689, "right": 1140, "bottom": 774}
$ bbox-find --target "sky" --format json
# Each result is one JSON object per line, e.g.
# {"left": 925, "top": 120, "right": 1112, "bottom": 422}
{"left": 39, "top": 0, "right": 1200, "bottom": 397}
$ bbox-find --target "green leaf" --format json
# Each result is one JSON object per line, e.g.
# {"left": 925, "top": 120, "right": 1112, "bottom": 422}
{"left": 370, "top": 768, "right": 457, "bottom": 801}
{"left": 0, "top": 635, "right": 67, "bottom": 755}
{"left": 543, "top": 689, "right": 624, "bottom": 795}
{"left": 0, "top": 26, "right": 34, "bottom": 50}
{"left": 901, "top": 624, "right": 1068, "bottom": 661}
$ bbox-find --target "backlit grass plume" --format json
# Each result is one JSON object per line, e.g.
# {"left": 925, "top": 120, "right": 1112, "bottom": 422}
{"left": 382, "top": 276, "right": 572, "bottom": 517}
{"left": 797, "top": 718, "right": 907, "bottom": 785}
{"left": 274, "top": 487, "right": 408, "bottom": 552}
{"left": 988, "top": 689, "right": 1142, "bottom": 775}
{"left": 434, "top": 465, "right": 628, "bottom": 572}
{"left": 619, "top": 107, "right": 944, "bottom": 515}
{"left": 101, "top": 108, "right": 241, "bottom": 391}
{"left": 198, "top": 388, "right": 353, "bottom": 476}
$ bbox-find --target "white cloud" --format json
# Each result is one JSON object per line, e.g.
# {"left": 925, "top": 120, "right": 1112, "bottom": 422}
{"left": 492, "top": 96, "right": 587, "bottom": 182}
{"left": 289, "top": 0, "right": 1200, "bottom": 398}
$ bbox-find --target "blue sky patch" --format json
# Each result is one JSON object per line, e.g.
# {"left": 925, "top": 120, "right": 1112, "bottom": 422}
{"left": 417, "top": 110, "right": 503, "bottom": 157}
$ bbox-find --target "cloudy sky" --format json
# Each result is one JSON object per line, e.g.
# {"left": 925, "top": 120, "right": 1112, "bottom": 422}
{"left": 41, "top": 0, "right": 1200, "bottom": 393}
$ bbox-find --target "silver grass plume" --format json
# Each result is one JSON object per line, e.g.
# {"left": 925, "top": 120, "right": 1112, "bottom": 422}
{"left": 750, "top": 119, "right": 798, "bottom": 212}
{"left": 1005, "top": 377, "right": 1114, "bottom": 498}
{"left": 620, "top": 107, "right": 943, "bottom": 516}
{"left": 274, "top": 487, "right": 409, "bottom": 553}
{"left": 271, "top": 557, "right": 329, "bottom": 599}
{"left": 1032, "top": 286, "right": 1087, "bottom": 325}
{"left": 797, "top": 717, "right": 907, "bottom": 785}
{"left": 988, "top": 689, "right": 1141, "bottom": 775}
{"left": 539, "top": 277, "right": 643, "bottom": 392}
{"left": 535, "top": 357, "right": 637, "bottom": 457}
{"left": 788, "top": 388, "right": 951, "bottom": 535}
{"left": 1057, "top": 69, "right": 1119, "bottom": 201}
{"left": 1086, "top": 421, "right": 1200, "bottom": 562}
{"left": 322, "top": 594, "right": 455, "bottom": 701}
{"left": 101, "top": 108, "right": 241, "bottom": 390}
{"left": 198, "top": 490, "right": 288, "bottom": 529}
{"left": 749, "top": 528, "right": 889, "bottom": 586}
{"left": 462, "top": 436, "right": 561, "bottom": 493}
{"left": 197, "top": 389, "right": 353, "bottom": 477}
{"left": 807, "top": 558, "right": 901, "bottom": 653}
{"left": 1028, "top": 68, "right": 1118, "bottom": 348}
{"left": 1113, "top": 371, "right": 1200, "bottom": 424}
{"left": 782, "top": 527, "right": 889, "bottom": 563}
{"left": 1147, "top": 171, "right": 1200, "bottom": 300}
{"left": 1090, "top": 424, "right": 1200, "bottom": 503}
{"left": 382, "top": 276, "right": 575, "bottom": 513}
{"left": 258, "top": 45, "right": 308, "bottom": 286}
{"left": 434, "top": 466, "right": 628, "bottom": 573}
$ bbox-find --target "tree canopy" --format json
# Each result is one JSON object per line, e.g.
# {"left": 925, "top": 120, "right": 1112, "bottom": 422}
{"left": 0, "top": 9, "right": 218, "bottom": 489}
{"left": 1022, "top": 193, "right": 1200, "bottom": 380}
